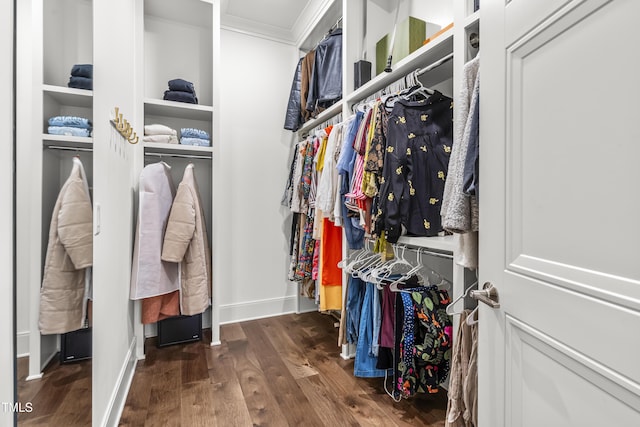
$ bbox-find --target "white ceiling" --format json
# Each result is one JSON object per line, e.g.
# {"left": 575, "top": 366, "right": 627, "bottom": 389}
{"left": 220, "top": 0, "right": 332, "bottom": 45}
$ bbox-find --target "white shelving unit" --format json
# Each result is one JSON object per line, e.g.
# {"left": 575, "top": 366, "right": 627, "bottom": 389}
{"left": 292, "top": 0, "right": 478, "bottom": 361}
{"left": 133, "top": 0, "right": 220, "bottom": 358}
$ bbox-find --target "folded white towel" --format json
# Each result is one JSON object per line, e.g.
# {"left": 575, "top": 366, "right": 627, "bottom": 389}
{"left": 144, "top": 124, "right": 177, "bottom": 136}
{"left": 143, "top": 134, "right": 178, "bottom": 144}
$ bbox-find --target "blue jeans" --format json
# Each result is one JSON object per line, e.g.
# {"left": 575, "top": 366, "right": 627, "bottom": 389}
{"left": 354, "top": 282, "right": 390, "bottom": 378}
{"left": 164, "top": 90, "right": 198, "bottom": 104}
{"left": 346, "top": 276, "right": 365, "bottom": 344}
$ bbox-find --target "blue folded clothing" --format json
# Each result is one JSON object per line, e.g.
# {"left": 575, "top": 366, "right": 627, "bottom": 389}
{"left": 48, "top": 116, "right": 92, "bottom": 129}
{"left": 68, "top": 76, "right": 93, "bottom": 90}
{"left": 168, "top": 78, "right": 196, "bottom": 95}
{"left": 48, "top": 126, "right": 91, "bottom": 137}
{"left": 71, "top": 64, "right": 93, "bottom": 78}
{"left": 163, "top": 90, "right": 198, "bottom": 104}
{"left": 180, "top": 128, "right": 209, "bottom": 140}
{"left": 180, "top": 137, "right": 210, "bottom": 147}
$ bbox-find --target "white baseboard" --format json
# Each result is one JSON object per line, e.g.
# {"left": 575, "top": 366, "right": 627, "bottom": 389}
{"left": 16, "top": 331, "right": 29, "bottom": 357}
{"left": 219, "top": 295, "right": 298, "bottom": 324}
{"left": 99, "top": 339, "right": 137, "bottom": 427}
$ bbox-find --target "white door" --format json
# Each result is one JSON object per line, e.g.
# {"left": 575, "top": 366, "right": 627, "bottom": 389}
{"left": 480, "top": 0, "right": 640, "bottom": 426}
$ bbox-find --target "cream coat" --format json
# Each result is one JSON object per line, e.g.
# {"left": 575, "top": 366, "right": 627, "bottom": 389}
{"left": 161, "top": 164, "right": 211, "bottom": 315}
{"left": 130, "top": 162, "right": 179, "bottom": 300}
{"left": 39, "top": 158, "right": 93, "bottom": 334}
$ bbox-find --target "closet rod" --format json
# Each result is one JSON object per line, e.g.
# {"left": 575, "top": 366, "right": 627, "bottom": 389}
{"left": 47, "top": 145, "right": 93, "bottom": 153}
{"left": 394, "top": 244, "right": 454, "bottom": 261}
{"left": 416, "top": 52, "right": 454, "bottom": 77}
{"left": 144, "top": 152, "right": 211, "bottom": 160}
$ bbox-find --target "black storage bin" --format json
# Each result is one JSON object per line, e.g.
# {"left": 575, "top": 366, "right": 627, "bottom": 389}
{"left": 60, "top": 327, "right": 92, "bottom": 363}
{"left": 157, "top": 314, "right": 202, "bottom": 347}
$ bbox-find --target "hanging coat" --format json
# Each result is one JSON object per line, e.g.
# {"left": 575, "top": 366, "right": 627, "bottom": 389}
{"left": 162, "top": 164, "right": 212, "bottom": 316}
{"left": 130, "top": 162, "right": 179, "bottom": 300}
{"left": 39, "top": 158, "right": 93, "bottom": 335}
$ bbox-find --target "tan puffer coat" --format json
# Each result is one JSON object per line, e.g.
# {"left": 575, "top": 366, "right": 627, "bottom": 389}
{"left": 39, "top": 159, "right": 93, "bottom": 334}
{"left": 161, "top": 164, "right": 211, "bottom": 315}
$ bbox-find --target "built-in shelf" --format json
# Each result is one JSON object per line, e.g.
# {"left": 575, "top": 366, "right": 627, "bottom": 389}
{"left": 143, "top": 142, "right": 212, "bottom": 158}
{"left": 346, "top": 28, "right": 454, "bottom": 105}
{"left": 297, "top": 100, "right": 344, "bottom": 135}
{"left": 465, "top": 10, "right": 480, "bottom": 29}
{"left": 396, "top": 234, "right": 455, "bottom": 254}
{"left": 144, "top": 98, "right": 213, "bottom": 121}
{"left": 42, "top": 134, "right": 93, "bottom": 148}
{"left": 298, "top": 0, "right": 342, "bottom": 52}
{"left": 43, "top": 84, "right": 93, "bottom": 108}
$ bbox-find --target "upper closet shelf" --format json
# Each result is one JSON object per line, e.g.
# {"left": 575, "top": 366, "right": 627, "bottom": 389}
{"left": 298, "top": 0, "right": 342, "bottom": 52}
{"left": 297, "top": 99, "right": 343, "bottom": 135}
{"left": 396, "top": 235, "right": 455, "bottom": 253}
{"left": 42, "top": 134, "right": 93, "bottom": 148}
{"left": 144, "top": 98, "right": 213, "bottom": 121}
{"left": 143, "top": 142, "right": 212, "bottom": 159}
{"left": 465, "top": 10, "right": 480, "bottom": 29}
{"left": 346, "top": 27, "right": 454, "bottom": 105}
{"left": 43, "top": 84, "right": 93, "bottom": 108}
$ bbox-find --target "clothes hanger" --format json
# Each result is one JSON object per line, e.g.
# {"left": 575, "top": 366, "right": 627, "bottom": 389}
{"left": 445, "top": 281, "right": 478, "bottom": 316}
{"left": 465, "top": 305, "right": 479, "bottom": 325}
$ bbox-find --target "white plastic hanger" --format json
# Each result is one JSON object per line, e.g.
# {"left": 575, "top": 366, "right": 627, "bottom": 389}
{"left": 445, "top": 281, "right": 478, "bottom": 316}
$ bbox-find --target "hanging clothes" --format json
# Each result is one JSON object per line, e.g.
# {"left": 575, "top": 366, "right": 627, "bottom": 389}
{"left": 306, "top": 28, "right": 342, "bottom": 115}
{"left": 354, "top": 282, "right": 389, "bottom": 378}
{"left": 39, "top": 157, "right": 93, "bottom": 335}
{"left": 446, "top": 310, "right": 478, "bottom": 427}
{"left": 300, "top": 49, "right": 316, "bottom": 123}
{"left": 162, "top": 164, "right": 212, "bottom": 316}
{"left": 380, "top": 92, "right": 454, "bottom": 243}
{"left": 284, "top": 57, "right": 303, "bottom": 131}
{"left": 441, "top": 55, "right": 480, "bottom": 269}
{"left": 393, "top": 285, "right": 452, "bottom": 399}
{"left": 130, "top": 162, "right": 179, "bottom": 299}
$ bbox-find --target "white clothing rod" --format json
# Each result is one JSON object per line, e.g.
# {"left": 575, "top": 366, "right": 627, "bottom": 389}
{"left": 47, "top": 145, "right": 93, "bottom": 153}
{"left": 144, "top": 152, "right": 211, "bottom": 160}
{"left": 416, "top": 53, "right": 454, "bottom": 77}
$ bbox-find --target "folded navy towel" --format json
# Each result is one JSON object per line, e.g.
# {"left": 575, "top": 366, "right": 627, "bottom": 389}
{"left": 68, "top": 76, "right": 93, "bottom": 90}
{"left": 180, "top": 128, "right": 209, "bottom": 140}
{"left": 48, "top": 116, "right": 92, "bottom": 129}
{"left": 163, "top": 90, "right": 198, "bottom": 104}
{"left": 168, "top": 78, "right": 196, "bottom": 95}
{"left": 71, "top": 64, "right": 93, "bottom": 78}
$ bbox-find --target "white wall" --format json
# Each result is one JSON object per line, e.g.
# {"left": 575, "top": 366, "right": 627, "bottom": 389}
{"left": 216, "top": 29, "right": 299, "bottom": 323}
{"left": 0, "top": 0, "right": 15, "bottom": 425}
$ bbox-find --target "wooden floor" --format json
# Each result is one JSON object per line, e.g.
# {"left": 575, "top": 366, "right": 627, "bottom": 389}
{"left": 16, "top": 312, "right": 448, "bottom": 426}
{"left": 17, "top": 354, "right": 92, "bottom": 426}
{"left": 120, "top": 312, "right": 447, "bottom": 427}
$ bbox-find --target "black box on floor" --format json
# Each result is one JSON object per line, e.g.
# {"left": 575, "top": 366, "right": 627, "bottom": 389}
{"left": 60, "top": 327, "right": 92, "bottom": 363}
{"left": 157, "top": 314, "right": 202, "bottom": 347}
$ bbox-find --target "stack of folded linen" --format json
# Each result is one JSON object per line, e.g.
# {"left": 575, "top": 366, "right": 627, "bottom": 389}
{"left": 143, "top": 124, "right": 178, "bottom": 144}
{"left": 163, "top": 78, "right": 198, "bottom": 104}
{"left": 67, "top": 64, "right": 93, "bottom": 90}
{"left": 48, "top": 116, "right": 92, "bottom": 137}
{"left": 180, "top": 128, "right": 210, "bottom": 146}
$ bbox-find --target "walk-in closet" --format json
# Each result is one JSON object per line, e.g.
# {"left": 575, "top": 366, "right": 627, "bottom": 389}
{"left": 4, "top": 0, "right": 640, "bottom": 426}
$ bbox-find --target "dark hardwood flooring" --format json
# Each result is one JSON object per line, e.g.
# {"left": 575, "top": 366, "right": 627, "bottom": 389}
{"left": 17, "top": 355, "right": 92, "bottom": 426}
{"left": 15, "top": 312, "right": 448, "bottom": 426}
{"left": 120, "top": 312, "right": 447, "bottom": 427}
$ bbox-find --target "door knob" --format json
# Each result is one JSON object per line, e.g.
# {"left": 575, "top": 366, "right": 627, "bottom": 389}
{"left": 470, "top": 282, "right": 500, "bottom": 308}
